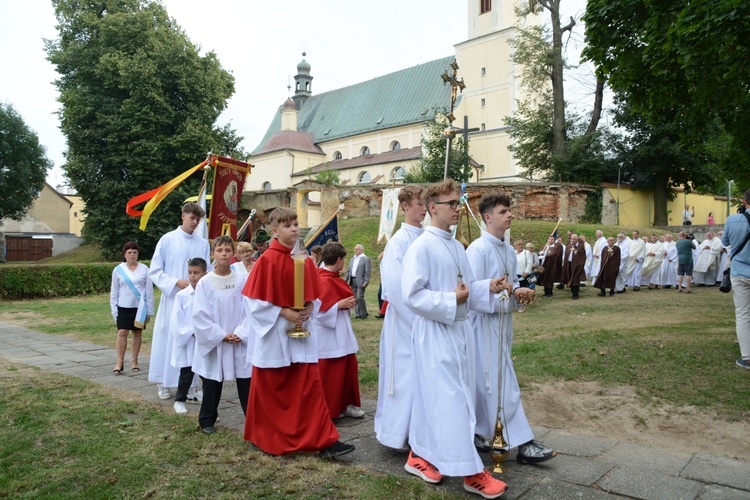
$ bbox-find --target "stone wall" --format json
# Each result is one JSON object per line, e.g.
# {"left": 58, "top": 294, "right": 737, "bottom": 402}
{"left": 242, "top": 181, "right": 599, "bottom": 226}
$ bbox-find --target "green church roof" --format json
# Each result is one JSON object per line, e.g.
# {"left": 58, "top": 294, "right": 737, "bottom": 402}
{"left": 252, "top": 56, "right": 456, "bottom": 154}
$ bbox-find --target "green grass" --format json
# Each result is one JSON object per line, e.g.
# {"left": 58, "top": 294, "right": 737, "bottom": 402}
{"left": 0, "top": 360, "right": 441, "bottom": 498}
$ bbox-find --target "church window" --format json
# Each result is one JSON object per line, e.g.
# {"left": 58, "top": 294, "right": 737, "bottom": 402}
{"left": 333, "top": 151, "right": 342, "bottom": 160}
{"left": 481, "top": 98, "right": 486, "bottom": 107}
{"left": 481, "top": 67, "right": 486, "bottom": 76}
{"left": 390, "top": 140, "right": 401, "bottom": 151}
{"left": 360, "top": 146, "right": 370, "bottom": 156}
{"left": 295, "top": 82, "right": 300, "bottom": 90}
{"left": 305, "top": 82, "right": 310, "bottom": 91}
{"left": 262, "top": 181, "right": 272, "bottom": 190}
{"left": 480, "top": 0, "right": 491, "bottom": 14}
{"left": 358, "top": 171, "right": 371, "bottom": 184}
{"left": 481, "top": 123, "right": 486, "bottom": 131}
{"left": 391, "top": 166, "right": 406, "bottom": 180}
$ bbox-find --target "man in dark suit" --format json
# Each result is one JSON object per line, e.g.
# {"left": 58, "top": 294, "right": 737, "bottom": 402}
{"left": 344, "top": 244, "right": 371, "bottom": 319}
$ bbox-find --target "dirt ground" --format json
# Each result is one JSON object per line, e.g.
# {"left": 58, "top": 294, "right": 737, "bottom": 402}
{"left": 523, "top": 380, "right": 750, "bottom": 461}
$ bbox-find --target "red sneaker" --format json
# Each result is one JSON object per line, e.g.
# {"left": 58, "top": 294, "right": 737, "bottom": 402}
{"left": 404, "top": 451, "right": 443, "bottom": 484}
{"left": 463, "top": 469, "right": 508, "bottom": 498}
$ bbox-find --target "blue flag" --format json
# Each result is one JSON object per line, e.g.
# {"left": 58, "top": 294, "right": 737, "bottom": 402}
{"left": 305, "top": 212, "right": 339, "bottom": 252}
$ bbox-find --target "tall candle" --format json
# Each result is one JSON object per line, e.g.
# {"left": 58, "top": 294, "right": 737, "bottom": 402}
{"left": 293, "top": 256, "right": 305, "bottom": 309}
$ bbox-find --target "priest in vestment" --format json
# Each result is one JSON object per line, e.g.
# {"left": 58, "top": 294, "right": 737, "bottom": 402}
{"left": 694, "top": 232, "right": 723, "bottom": 285}
{"left": 641, "top": 234, "right": 665, "bottom": 288}
{"left": 589, "top": 230, "right": 607, "bottom": 281}
{"left": 148, "top": 202, "right": 212, "bottom": 399}
{"left": 467, "top": 193, "right": 555, "bottom": 466}
{"left": 375, "top": 185, "right": 426, "bottom": 451}
{"left": 661, "top": 234, "right": 678, "bottom": 288}
{"left": 561, "top": 234, "right": 587, "bottom": 300}
{"left": 401, "top": 180, "right": 508, "bottom": 497}
{"left": 615, "top": 233, "right": 631, "bottom": 292}
{"left": 539, "top": 236, "right": 564, "bottom": 297}
{"left": 594, "top": 237, "right": 621, "bottom": 296}
{"left": 626, "top": 231, "right": 647, "bottom": 290}
{"left": 242, "top": 207, "right": 352, "bottom": 459}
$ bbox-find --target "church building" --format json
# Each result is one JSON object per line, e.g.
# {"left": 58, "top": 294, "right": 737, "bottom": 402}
{"left": 245, "top": 1, "right": 537, "bottom": 224}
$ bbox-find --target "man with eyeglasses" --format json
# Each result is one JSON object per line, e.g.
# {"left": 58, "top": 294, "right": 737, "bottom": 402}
{"left": 400, "top": 180, "right": 509, "bottom": 498}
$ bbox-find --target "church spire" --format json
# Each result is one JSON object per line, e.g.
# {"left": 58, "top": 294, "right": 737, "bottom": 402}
{"left": 293, "top": 51, "right": 313, "bottom": 108}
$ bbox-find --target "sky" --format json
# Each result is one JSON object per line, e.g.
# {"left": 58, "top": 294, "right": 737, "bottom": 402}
{"left": 0, "top": 0, "right": 592, "bottom": 188}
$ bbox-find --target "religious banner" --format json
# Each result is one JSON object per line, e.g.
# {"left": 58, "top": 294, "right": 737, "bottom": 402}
{"left": 207, "top": 156, "right": 252, "bottom": 240}
{"left": 377, "top": 188, "right": 400, "bottom": 243}
{"left": 305, "top": 210, "right": 339, "bottom": 252}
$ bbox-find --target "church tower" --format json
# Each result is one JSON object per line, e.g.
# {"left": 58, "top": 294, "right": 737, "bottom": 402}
{"left": 455, "top": 0, "right": 538, "bottom": 181}
{"left": 292, "top": 52, "right": 313, "bottom": 109}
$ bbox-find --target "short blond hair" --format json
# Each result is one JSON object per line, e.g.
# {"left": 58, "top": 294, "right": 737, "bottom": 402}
{"left": 236, "top": 241, "right": 252, "bottom": 253}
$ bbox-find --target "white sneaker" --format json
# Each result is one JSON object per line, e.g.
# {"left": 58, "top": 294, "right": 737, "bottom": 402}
{"left": 344, "top": 405, "right": 365, "bottom": 418}
{"left": 186, "top": 388, "right": 203, "bottom": 404}
{"left": 157, "top": 383, "right": 172, "bottom": 400}
{"left": 173, "top": 401, "right": 188, "bottom": 414}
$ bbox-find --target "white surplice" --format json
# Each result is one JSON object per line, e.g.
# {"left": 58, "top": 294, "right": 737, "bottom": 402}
{"left": 615, "top": 237, "right": 631, "bottom": 292}
{"left": 192, "top": 271, "right": 252, "bottom": 382}
{"left": 314, "top": 302, "right": 358, "bottom": 360}
{"left": 148, "top": 227, "right": 212, "bottom": 386}
{"left": 402, "top": 226, "right": 492, "bottom": 477}
{"left": 246, "top": 298, "right": 319, "bottom": 368}
{"left": 467, "top": 231, "right": 534, "bottom": 449}
{"left": 374, "top": 223, "right": 423, "bottom": 449}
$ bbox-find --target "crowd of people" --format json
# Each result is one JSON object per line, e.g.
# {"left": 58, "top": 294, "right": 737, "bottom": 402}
{"left": 109, "top": 186, "right": 750, "bottom": 499}
{"left": 526, "top": 228, "right": 731, "bottom": 298}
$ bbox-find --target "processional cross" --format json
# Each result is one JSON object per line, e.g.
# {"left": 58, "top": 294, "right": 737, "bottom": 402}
{"left": 441, "top": 60, "right": 466, "bottom": 179}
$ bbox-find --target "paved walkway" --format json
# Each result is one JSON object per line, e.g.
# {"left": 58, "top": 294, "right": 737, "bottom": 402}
{"left": 2, "top": 320, "right": 749, "bottom": 499}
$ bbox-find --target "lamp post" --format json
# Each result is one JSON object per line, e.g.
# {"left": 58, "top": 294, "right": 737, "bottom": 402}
{"left": 616, "top": 163, "right": 621, "bottom": 226}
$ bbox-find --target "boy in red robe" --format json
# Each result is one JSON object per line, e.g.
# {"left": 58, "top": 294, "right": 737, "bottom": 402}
{"left": 315, "top": 241, "right": 365, "bottom": 419}
{"left": 242, "top": 207, "right": 355, "bottom": 459}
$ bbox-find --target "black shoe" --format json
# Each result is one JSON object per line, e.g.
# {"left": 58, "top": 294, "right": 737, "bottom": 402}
{"left": 375, "top": 314, "right": 385, "bottom": 319}
{"left": 633, "top": 286, "right": 640, "bottom": 291}
{"left": 616, "top": 289, "right": 626, "bottom": 294}
{"left": 609, "top": 290, "right": 615, "bottom": 296}
{"left": 556, "top": 285, "right": 564, "bottom": 290}
{"left": 319, "top": 441, "right": 355, "bottom": 459}
{"left": 572, "top": 295, "right": 579, "bottom": 300}
{"left": 598, "top": 290, "right": 606, "bottom": 296}
{"left": 517, "top": 440, "right": 557, "bottom": 464}
{"left": 201, "top": 426, "right": 216, "bottom": 435}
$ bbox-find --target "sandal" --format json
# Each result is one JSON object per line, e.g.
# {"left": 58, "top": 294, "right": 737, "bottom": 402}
{"left": 113, "top": 359, "right": 124, "bottom": 375}
{"left": 131, "top": 360, "right": 140, "bottom": 372}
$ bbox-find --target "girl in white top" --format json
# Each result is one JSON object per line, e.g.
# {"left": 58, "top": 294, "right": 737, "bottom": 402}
{"left": 109, "top": 241, "right": 154, "bottom": 374}
{"left": 230, "top": 241, "right": 254, "bottom": 276}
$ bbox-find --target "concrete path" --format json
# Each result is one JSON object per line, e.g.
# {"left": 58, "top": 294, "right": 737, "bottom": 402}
{"left": 2, "top": 320, "right": 749, "bottom": 499}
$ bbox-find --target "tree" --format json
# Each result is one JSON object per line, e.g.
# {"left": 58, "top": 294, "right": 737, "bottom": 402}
{"left": 46, "top": 0, "right": 237, "bottom": 259}
{"left": 504, "top": 16, "right": 610, "bottom": 184}
{"left": 0, "top": 103, "right": 52, "bottom": 222}
{"left": 314, "top": 169, "right": 340, "bottom": 186}
{"left": 583, "top": 0, "right": 750, "bottom": 187}
{"left": 611, "top": 101, "right": 720, "bottom": 226}
{"left": 404, "top": 111, "right": 472, "bottom": 183}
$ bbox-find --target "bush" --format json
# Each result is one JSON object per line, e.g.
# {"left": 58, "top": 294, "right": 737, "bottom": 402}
{"left": 0, "top": 263, "right": 116, "bottom": 300}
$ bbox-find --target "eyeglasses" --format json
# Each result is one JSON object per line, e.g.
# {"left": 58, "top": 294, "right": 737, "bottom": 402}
{"left": 433, "top": 200, "right": 460, "bottom": 210}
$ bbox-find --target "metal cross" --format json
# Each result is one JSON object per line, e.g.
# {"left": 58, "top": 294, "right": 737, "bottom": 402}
{"left": 441, "top": 59, "right": 466, "bottom": 124}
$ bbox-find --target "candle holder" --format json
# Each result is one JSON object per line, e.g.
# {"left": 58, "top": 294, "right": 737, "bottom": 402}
{"left": 288, "top": 240, "right": 310, "bottom": 338}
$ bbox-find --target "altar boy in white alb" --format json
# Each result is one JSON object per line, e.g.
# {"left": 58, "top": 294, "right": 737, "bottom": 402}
{"left": 148, "top": 202, "right": 212, "bottom": 399}
{"left": 374, "top": 185, "right": 426, "bottom": 451}
{"left": 401, "top": 180, "right": 509, "bottom": 499}
{"left": 192, "top": 236, "right": 252, "bottom": 435}
{"left": 466, "top": 193, "right": 556, "bottom": 466}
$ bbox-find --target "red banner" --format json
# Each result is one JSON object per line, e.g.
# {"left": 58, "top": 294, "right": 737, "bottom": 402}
{"left": 208, "top": 155, "right": 252, "bottom": 239}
